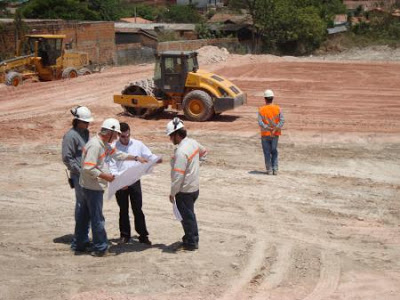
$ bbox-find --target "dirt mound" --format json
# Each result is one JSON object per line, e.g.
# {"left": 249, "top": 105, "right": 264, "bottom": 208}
{"left": 197, "top": 45, "right": 230, "bottom": 65}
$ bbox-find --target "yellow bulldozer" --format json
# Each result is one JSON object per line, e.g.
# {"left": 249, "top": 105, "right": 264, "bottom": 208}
{"left": 0, "top": 34, "right": 98, "bottom": 87}
{"left": 113, "top": 51, "right": 246, "bottom": 122}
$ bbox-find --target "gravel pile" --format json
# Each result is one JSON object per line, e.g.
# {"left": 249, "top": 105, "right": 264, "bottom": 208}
{"left": 197, "top": 46, "right": 230, "bottom": 65}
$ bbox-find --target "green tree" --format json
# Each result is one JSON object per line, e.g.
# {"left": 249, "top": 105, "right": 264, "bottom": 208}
{"left": 20, "top": 0, "right": 100, "bottom": 20}
{"left": 159, "top": 4, "right": 204, "bottom": 23}
{"left": 135, "top": 4, "right": 157, "bottom": 20}
{"left": 88, "top": 0, "right": 122, "bottom": 21}
{"left": 243, "top": 0, "right": 341, "bottom": 54}
{"left": 118, "top": 3, "right": 165, "bottom": 21}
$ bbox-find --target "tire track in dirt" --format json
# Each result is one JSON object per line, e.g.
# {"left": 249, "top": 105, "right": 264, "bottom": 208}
{"left": 217, "top": 182, "right": 297, "bottom": 300}
{"left": 251, "top": 241, "right": 295, "bottom": 300}
{"left": 302, "top": 251, "right": 340, "bottom": 300}
{"left": 218, "top": 237, "right": 269, "bottom": 300}
{"left": 216, "top": 169, "right": 344, "bottom": 300}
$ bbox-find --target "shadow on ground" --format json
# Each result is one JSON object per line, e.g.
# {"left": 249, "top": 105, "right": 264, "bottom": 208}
{"left": 248, "top": 170, "right": 267, "bottom": 175}
{"left": 53, "top": 234, "right": 74, "bottom": 244}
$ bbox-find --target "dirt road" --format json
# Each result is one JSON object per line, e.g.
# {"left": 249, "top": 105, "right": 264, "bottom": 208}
{"left": 0, "top": 52, "right": 400, "bottom": 300}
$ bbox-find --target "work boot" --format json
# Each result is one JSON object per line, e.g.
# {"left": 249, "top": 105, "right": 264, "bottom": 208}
{"left": 139, "top": 236, "right": 152, "bottom": 246}
{"left": 90, "top": 249, "right": 112, "bottom": 257}
{"left": 73, "top": 241, "right": 93, "bottom": 254}
{"left": 174, "top": 243, "right": 198, "bottom": 252}
{"left": 118, "top": 237, "right": 130, "bottom": 244}
{"left": 266, "top": 170, "right": 272, "bottom": 175}
{"left": 273, "top": 170, "right": 278, "bottom": 175}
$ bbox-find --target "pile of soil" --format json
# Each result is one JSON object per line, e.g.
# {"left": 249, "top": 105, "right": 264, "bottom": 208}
{"left": 197, "top": 46, "right": 230, "bottom": 65}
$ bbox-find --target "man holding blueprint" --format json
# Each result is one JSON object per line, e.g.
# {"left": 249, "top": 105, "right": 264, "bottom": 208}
{"left": 109, "top": 122, "right": 162, "bottom": 246}
{"left": 166, "top": 118, "right": 207, "bottom": 252}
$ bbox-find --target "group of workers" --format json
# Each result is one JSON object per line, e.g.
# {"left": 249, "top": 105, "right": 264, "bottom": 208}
{"left": 62, "top": 108, "right": 207, "bottom": 256}
{"left": 61, "top": 88, "right": 283, "bottom": 257}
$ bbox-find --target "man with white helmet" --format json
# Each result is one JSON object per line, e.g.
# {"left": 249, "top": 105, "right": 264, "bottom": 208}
{"left": 258, "top": 89, "right": 285, "bottom": 175}
{"left": 62, "top": 105, "right": 93, "bottom": 252}
{"left": 77, "top": 118, "right": 146, "bottom": 257}
{"left": 167, "top": 117, "right": 207, "bottom": 251}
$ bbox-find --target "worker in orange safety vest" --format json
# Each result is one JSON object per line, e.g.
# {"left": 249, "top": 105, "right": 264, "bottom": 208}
{"left": 258, "top": 89, "right": 285, "bottom": 175}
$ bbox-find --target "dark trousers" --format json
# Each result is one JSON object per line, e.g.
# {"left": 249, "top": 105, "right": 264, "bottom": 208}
{"left": 115, "top": 181, "right": 149, "bottom": 238}
{"left": 176, "top": 190, "right": 199, "bottom": 247}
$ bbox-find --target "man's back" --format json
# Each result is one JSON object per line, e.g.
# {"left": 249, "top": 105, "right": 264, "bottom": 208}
{"left": 171, "top": 137, "right": 206, "bottom": 195}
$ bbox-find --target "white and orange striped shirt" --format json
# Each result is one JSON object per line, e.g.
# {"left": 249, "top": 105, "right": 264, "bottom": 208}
{"left": 170, "top": 137, "right": 207, "bottom": 197}
{"left": 80, "top": 134, "right": 129, "bottom": 191}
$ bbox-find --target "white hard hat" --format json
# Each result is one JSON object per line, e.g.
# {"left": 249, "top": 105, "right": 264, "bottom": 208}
{"left": 102, "top": 118, "right": 121, "bottom": 133}
{"left": 71, "top": 106, "right": 93, "bottom": 122}
{"left": 166, "top": 117, "right": 184, "bottom": 136}
{"left": 264, "top": 89, "right": 274, "bottom": 98}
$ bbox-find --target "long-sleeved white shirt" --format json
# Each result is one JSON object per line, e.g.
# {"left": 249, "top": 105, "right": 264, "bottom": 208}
{"left": 108, "top": 138, "right": 158, "bottom": 176}
{"left": 170, "top": 137, "right": 207, "bottom": 197}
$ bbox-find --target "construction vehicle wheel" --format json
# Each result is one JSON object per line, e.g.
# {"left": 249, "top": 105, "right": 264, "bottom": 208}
{"left": 78, "top": 68, "right": 92, "bottom": 76}
{"left": 6, "top": 71, "right": 23, "bottom": 87}
{"left": 183, "top": 90, "right": 214, "bottom": 122}
{"left": 121, "top": 79, "right": 159, "bottom": 119}
{"left": 62, "top": 67, "right": 78, "bottom": 79}
{"left": 122, "top": 106, "right": 148, "bottom": 117}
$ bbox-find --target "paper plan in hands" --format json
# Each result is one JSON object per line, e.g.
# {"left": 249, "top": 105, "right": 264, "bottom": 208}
{"left": 107, "top": 156, "right": 160, "bottom": 199}
{"left": 173, "top": 201, "right": 183, "bottom": 221}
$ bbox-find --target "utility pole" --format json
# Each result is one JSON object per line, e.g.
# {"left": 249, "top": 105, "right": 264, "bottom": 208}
{"left": 134, "top": 6, "right": 137, "bottom": 23}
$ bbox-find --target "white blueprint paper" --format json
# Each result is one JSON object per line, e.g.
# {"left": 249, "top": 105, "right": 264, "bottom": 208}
{"left": 173, "top": 201, "right": 183, "bottom": 221}
{"left": 107, "top": 156, "right": 160, "bottom": 199}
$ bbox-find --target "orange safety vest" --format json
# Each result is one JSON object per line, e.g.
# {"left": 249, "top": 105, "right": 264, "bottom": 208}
{"left": 258, "top": 104, "right": 282, "bottom": 137}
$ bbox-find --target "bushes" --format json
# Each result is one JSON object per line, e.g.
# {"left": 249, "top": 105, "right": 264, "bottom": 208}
{"left": 350, "top": 10, "right": 400, "bottom": 46}
{"left": 159, "top": 4, "right": 204, "bottom": 23}
{"left": 20, "top": 0, "right": 102, "bottom": 20}
{"left": 239, "top": 0, "right": 345, "bottom": 55}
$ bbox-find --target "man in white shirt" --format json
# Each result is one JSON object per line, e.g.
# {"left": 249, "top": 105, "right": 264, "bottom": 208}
{"left": 167, "top": 117, "right": 207, "bottom": 251}
{"left": 79, "top": 118, "right": 144, "bottom": 257}
{"left": 109, "top": 122, "right": 161, "bottom": 245}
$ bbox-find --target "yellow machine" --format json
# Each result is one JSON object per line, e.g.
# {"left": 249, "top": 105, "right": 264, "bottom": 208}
{"left": 0, "top": 34, "right": 94, "bottom": 87}
{"left": 113, "top": 51, "right": 246, "bottom": 121}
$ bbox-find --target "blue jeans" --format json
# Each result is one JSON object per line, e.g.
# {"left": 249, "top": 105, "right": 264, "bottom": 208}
{"left": 261, "top": 136, "right": 279, "bottom": 171}
{"left": 75, "top": 188, "right": 108, "bottom": 252}
{"left": 70, "top": 173, "right": 90, "bottom": 250}
{"left": 176, "top": 191, "right": 199, "bottom": 247}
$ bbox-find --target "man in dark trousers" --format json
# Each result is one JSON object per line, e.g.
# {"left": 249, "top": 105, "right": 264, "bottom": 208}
{"left": 109, "top": 122, "right": 161, "bottom": 245}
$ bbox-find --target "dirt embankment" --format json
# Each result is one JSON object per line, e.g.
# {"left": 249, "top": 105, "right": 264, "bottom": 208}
{"left": 0, "top": 47, "right": 400, "bottom": 300}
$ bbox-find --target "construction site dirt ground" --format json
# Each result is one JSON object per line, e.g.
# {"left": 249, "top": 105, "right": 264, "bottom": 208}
{"left": 0, "top": 50, "right": 400, "bottom": 300}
